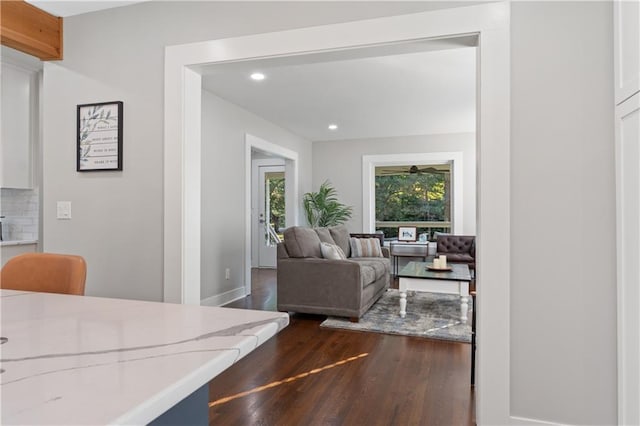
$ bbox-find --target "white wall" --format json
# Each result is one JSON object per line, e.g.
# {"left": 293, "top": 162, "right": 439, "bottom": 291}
{"left": 39, "top": 1, "right": 618, "bottom": 424}
{"left": 201, "top": 90, "right": 311, "bottom": 302}
{"left": 41, "top": 1, "right": 440, "bottom": 300}
{"left": 510, "top": 2, "right": 616, "bottom": 424}
{"left": 312, "top": 133, "right": 476, "bottom": 234}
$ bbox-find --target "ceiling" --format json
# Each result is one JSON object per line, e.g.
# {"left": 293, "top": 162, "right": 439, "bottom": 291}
{"left": 26, "top": 0, "right": 147, "bottom": 17}
{"left": 202, "top": 37, "right": 477, "bottom": 142}
{"left": 25, "top": 2, "right": 477, "bottom": 142}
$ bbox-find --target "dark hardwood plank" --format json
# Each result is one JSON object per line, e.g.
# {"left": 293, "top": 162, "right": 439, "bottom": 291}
{"left": 211, "top": 269, "right": 474, "bottom": 425}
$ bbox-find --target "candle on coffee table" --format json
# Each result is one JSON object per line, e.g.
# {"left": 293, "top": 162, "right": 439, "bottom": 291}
{"left": 439, "top": 255, "right": 447, "bottom": 268}
{"left": 433, "top": 258, "right": 441, "bottom": 269}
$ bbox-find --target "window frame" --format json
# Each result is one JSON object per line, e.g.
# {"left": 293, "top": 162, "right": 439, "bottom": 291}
{"left": 362, "top": 152, "right": 464, "bottom": 234}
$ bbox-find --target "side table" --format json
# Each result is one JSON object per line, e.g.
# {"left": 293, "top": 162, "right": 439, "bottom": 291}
{"left": 389, "top": 241, "right": 429, "bottom": 276}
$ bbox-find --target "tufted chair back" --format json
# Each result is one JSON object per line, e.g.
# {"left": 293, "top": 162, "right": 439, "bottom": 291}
{"left": 437, "top": 235, "right": 475, "bottom": 255}
{"left": 436, "top": 235, "right": 475, "bottom": 268}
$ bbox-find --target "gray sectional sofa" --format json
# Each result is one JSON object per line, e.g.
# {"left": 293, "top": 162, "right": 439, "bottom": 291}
{"left": 276, "top": 225, "right": 390, "bottom": 320}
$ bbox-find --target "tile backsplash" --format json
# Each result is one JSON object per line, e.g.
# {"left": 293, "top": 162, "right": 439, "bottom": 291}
{"left": 1, "top": 188, "right": 39, "bottom": 241}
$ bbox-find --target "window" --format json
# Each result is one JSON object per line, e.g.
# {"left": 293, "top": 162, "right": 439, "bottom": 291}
{"left": 265, "top": 171, "right": 285, "bottom": 242}
{"left": 375, "top": 163, "right": 451, "bottom": 240}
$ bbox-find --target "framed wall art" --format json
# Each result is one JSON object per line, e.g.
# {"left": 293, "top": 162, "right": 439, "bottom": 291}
{"left": 398, "top": 226, "right": 417, "bottom": 242}
{"left": 77, "top": 101, "right": 123, "bottom": 171}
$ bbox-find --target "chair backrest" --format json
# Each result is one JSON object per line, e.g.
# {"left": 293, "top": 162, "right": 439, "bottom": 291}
{"left": 436, "top": 235, "right": 476, "bottom": 255}
{"left": 0, "top": 253, "right": 87, "bottom": 295}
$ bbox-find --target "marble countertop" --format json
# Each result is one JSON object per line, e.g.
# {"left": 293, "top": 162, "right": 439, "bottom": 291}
{"left": 0, "top": 240, "right": 38, "bottom": 247}
{"left": 0, "top": 290, "right": 289, "bottom": 425}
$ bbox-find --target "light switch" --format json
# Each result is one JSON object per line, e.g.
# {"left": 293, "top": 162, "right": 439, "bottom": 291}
{"left": 57, "top": 201, "right": 72, "bottom": 219}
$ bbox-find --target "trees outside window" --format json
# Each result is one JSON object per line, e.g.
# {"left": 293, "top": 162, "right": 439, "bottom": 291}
{"left": 265, "top": 172, "right": 285, "bottom": 235}
{"left": 375, "top": 164, "right": 451, "bottom": 239}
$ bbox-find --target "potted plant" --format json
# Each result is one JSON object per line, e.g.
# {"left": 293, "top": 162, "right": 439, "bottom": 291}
{"left": 303, "top": 180, "right": 353, "bottom": 227}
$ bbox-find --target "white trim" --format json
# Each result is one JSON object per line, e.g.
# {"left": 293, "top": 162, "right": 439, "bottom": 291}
{"left": 362, "top": 152, "right": 464, "bottom": 234}
{"left": 163, "top": 4, "right": 510, "bottom": 422}
{"left": 615, "top": 92, "right": 640, "bottom": 425}
{"left": 509, "top": 415, "right": 569, "bottom": 426}
{"left": 200, "top": 287, "right": 246, "bottom": 307}
{"left": 245, "top": 134, "right": 298, "bottom": 295}
{"left": 613, "top": 0, "right": 640, "bottom": 105}
{"left": 163, "top": 65, "right": 201, "bottom": 305}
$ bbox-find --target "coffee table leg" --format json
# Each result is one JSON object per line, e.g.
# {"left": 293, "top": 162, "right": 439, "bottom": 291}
{"left": 399, "top": 290, "right": 407, "bottom": 318}
{"left": 460, "top": 295, "right": 469, "bottom": 322}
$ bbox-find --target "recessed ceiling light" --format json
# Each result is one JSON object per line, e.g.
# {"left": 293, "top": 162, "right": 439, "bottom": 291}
{"left": 328, "top": 124, "right": 338, "bottom": 130}
{"left": 250, "top": 72, "right": 265, "bottom": 81}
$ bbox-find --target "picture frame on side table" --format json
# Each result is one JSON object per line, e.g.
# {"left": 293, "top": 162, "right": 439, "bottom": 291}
{"left": 398, "top": 226, "right": 417, "bottom": 242}
{"left": 77, "top": 101, "right": 123, "bottom": 171}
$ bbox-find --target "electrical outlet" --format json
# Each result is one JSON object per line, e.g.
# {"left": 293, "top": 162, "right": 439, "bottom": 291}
{"left": 225, "top": 268, "right": 230, "bottom": 280}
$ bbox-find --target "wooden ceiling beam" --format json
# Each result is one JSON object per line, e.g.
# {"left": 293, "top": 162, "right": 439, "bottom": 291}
{"left": 1, "top": 0, "right": 63, "bottom": 61}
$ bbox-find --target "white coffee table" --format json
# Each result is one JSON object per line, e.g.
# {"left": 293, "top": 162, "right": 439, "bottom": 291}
{"left": 397, "top": 261, "right": 472, "bottom": 321}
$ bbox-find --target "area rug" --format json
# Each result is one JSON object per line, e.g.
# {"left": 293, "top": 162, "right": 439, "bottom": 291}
{"left": 320, "top": 289, "right": 472, "bottom": 343}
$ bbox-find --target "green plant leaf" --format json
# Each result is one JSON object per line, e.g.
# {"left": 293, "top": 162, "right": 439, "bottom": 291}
{"left": 303, "top": 180, "right": 352, "bottom": 227}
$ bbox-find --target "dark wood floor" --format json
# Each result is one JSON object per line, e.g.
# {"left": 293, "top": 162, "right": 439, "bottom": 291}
{"left": 209, "top": 269, "right": 475, "bottom": 425}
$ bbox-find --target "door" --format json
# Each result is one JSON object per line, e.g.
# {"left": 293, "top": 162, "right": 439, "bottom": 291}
{"left": 258, "top": 165, "right": 285, "bottom": 268}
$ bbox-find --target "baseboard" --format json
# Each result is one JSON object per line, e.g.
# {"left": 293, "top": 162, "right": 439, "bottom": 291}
{"left": 510, "top": 415, "right": 569, "bottom": 426}
{"left": 200, "top": 287, "right": 246, "bottom": 307}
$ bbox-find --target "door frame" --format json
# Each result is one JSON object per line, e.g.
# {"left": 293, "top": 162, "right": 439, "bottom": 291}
{"left": 163, "top": 3, "right": 510, "bottom": 422}
{"left": 245, "top": 134, "right": 298, "bottom": 294}
{"left": 615, "top": 92, "right": 640, "bottom": 424}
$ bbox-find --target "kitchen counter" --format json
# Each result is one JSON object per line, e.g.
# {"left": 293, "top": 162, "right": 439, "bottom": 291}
{"left": 0, "top": 290, "right": 289, "bottom": 425}
{"left": 0, "top": 239, "right": 37, "bottom": 247}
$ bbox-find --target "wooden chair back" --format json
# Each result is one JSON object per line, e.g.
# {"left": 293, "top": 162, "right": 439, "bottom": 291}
{"left": 1, "top": 253, "right": 87, "bottom": 295}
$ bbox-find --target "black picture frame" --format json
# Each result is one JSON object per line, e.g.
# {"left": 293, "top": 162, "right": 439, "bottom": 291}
{"left": 77, "top": 101, "right": 123, "bottom": 171}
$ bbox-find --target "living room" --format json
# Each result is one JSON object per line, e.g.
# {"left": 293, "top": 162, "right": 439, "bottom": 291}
{"left": 1, "top": 1, "right": 636, "bottom": 425}
{"left": 197, "top": 36, "right": 477, "bottom": 306}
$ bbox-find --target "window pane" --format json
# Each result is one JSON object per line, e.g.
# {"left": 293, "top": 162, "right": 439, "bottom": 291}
{"left": 265, "top": 171, "right": 285, "bottom": 242}
{"left": 374, "top": 164, "right": 451, "bottom": 239}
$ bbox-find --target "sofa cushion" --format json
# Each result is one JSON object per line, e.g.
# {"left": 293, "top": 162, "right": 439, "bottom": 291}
{"left": 349, "top": 237, "right": 383, "bottom": 258}
{"left": 329, "top": 224, "right": 351, "bottom": 258}
{"left": 315, "top": 227, "right": 336, "bottom": 245}
{"left": 349, "top": 257, "right": 390, "bottom": 287}
{"left": 283, "top": 227, "right": 322, "bottom": 258}
{"left": 320, "top": 242, "right": 347, "bottom": 260}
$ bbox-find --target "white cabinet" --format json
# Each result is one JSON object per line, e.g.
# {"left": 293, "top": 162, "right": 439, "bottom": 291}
{"left": 615, "top": 92, "right": 640, "bottom": 426}
{"left": 614, "top": 0, "right": 640, "bottom": 104}
{"left": 1, "top": 242, "right": 37, "bottom": 267}
{"left": 1, "top": 48, "right": 40, "bottom": 189}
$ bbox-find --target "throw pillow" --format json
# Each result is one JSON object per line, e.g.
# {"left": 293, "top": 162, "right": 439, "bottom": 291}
{"left": 349, "top": 237, "right": 383, "bottom": 258}
{"left": 320, "top": 242, "right": 347, "bottom": 260}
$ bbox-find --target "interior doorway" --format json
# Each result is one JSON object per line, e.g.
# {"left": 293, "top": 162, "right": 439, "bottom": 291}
{"left": 251, "top": 159, "right": 285, "bottom": 268}
{"left": 244, "top": 134, "right": 298, "bottom": 294}
{"left": 164, "top": 5, "right": 510, "bottom": 422}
